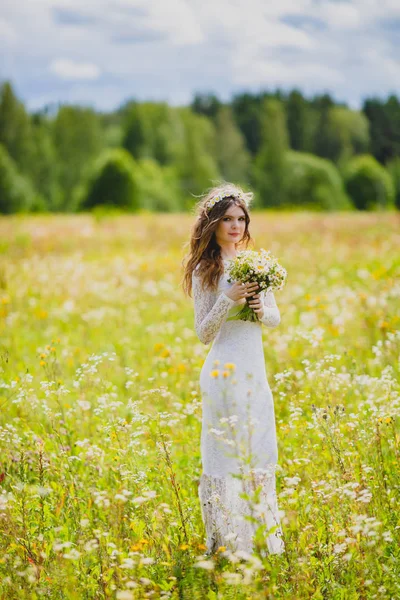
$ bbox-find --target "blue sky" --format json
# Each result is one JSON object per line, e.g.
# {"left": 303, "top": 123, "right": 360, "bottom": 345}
{"left": 1, "top": 0, "right": 399, "bottom": 112}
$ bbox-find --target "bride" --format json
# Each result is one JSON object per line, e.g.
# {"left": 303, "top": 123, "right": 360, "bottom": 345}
{"left": 182, "top": 183, "right": 285, "bottom": 556}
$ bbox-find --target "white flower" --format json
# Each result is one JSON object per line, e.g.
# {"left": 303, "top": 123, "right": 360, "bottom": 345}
{"left": 116, "top": 591, "right": 134, "bottom": 600}
{"left": 210, "top": 428, "right": 225, "bottom": 436}
{"left": 63, "top": 549, "right": 81, "bottom": 560}
{"left": 194, "top": 560, "right": 215, "bottom": 570}
{"left": 78, "top": 400, "right": 91, "bottom": 411}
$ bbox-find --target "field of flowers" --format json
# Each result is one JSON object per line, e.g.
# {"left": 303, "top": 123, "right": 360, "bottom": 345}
{"left": 0, "top": 211, "right": 399, "bottom": 599}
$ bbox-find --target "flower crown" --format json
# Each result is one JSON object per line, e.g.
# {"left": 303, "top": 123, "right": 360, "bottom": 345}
{"left": 206, "top": 191, "right": 249, "bottom": 213}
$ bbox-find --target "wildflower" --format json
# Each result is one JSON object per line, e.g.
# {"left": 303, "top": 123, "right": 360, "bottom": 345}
{"left": 223, "top": 572, "right": 242, "bottom": 584}
{"left": 333, "top": 543, "right": 347, "bottom": 554}
{"left": 194, "top": 559, "right": 214, "bottom": 570}
{"left": 224, "top": 362, "right": 236, "bottom": 370}
{"left": 63, "top": 549, "right": 81, "bottom": 560}
{"left": 210, "top": 370, "right": 220, "bottom": 378}
{"left": 116, "top": 592, "right": 134, "bottom": 600}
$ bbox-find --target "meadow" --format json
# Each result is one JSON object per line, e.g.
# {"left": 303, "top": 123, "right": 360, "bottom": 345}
{"left": 0, "top": 211, "right": 399, "bottom": 599}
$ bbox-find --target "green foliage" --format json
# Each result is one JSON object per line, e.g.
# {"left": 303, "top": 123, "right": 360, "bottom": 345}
{"left": 53, "top": 105, "right": 104, "bottom": 210}
{"left": 387, "top": 157, "right": 400, "bottom": 209}
{"left": 213, "top": 106, "right": 250, "bottom": 183}
{"left": 29, "top": 118, "right": 63, "bottom": 210}
{"left": 0, "top": 143, "right": 40, "bottom": 214}
{"left": 135, "top": 158, "right": 183, "bottom": 212}
{"left": 285, "top": 151, "right": 352, "bottom": 211}
{"left": 0, "top": 214, "right": 399, "bottom": 597}
{"left": 363, "top": 95, "right": 400, "bottom": 163}
{"left": 328, "top": 107, "right": 370, "bottom": 165}
{"left": 0, "top": 81, "right": 35, "bottom": 174}
{"left": 77, "top": 148, "right": 139, "bottom": 212}
{"left": 0, "top": 78, "right": 399, "bottom": 215}
{"left": 344, "top": 154, "right": 395, "bottom": 210}
{"left": 309, "top": 100, "right": 370, "bottom": 166}
{"left": 311, "top": 94, "right": 335, "bottom": 159}
{"left": 122, "top": 102, "right": 183, "bottom": 166}
{"left": 174, "top": 108, "right": 220, "bottom": 201}
{"left": 191, "top": 93, "right": 222, "bottom": 120}
{"left": 286, "top": 89, "right": 314, "bottom": 152}
{"left": 252, "top": 99, "right": 289, "bottom": 207}
{"left": 231, "top": 93, "right": 263, "bottom": 155}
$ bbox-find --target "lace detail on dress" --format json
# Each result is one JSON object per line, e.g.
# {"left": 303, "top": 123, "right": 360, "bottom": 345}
{"left": 192, "top": 265, "right": 236, "bottom": 345}
{"left": 198, "top": 470, "right": 285, "bottom": 556}
{"left": 259, "top": 290, "right": 281, "bottom": 328}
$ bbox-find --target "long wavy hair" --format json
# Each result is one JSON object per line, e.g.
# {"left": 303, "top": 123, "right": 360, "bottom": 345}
{"left": 181, "top": 182, "right": 255, "bottom": 297}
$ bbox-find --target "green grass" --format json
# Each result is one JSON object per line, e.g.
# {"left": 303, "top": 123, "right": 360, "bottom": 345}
{"left": 0, "top": 211, "right": 399, "bottom": 599}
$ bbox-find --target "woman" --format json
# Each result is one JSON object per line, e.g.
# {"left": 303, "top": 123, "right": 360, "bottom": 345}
{"left": 182, "top": 183, "right": 285, "bottom": 556}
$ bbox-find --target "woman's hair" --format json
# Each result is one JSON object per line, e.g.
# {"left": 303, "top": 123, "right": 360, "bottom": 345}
{"left": 181, "top": 182, "right": 255, "bottom": 297}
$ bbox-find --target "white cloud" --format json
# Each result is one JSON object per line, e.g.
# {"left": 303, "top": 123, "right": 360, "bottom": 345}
{"left": 317, "top": 3, "right": 361, "bottom": 30}
{"left": 49, "top": 58, "right": 101, "bottom": 80}
{"left": 0, "top": 0, "right": 399, "bottom": 110}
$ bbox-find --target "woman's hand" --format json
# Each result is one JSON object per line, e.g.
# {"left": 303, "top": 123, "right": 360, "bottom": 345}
{"left": 225, "top": 281, "right": 260, "bottom": 302}
{"left": 247, "top": 292, "right": 264, "bottom": 317}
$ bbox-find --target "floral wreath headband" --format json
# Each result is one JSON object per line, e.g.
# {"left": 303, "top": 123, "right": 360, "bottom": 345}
{"left": 205, "top": 191, "right": 250, "bottom": 213}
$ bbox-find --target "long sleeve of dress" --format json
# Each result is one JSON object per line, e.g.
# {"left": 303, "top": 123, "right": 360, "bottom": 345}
{"left": 192, "top": 268, "right": 236, "bottom": 345}
{"left": 258, "top": 290, "right": 281, "bottom": 328}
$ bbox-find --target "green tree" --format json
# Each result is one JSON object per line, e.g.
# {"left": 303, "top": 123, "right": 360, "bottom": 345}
{"left": 174, "top": 108, "right": 220, "bottom": 202}
{"left": 213, "top": 106, "right": 250, "bottom": 183}
{"left": 231, "top": 93, "right": 263, "bottom": 156}
{"left": 53, "top": 105, "right": 104, "bottom": 210}
{"left": 252, "top": 98, "right": 289, "bottom": 207}
{"left": 77, "top": 148, "right": 139, "bottom": 212}
{"left": 286, "top": 90, "right": 312, "bottom": 152}
{"left": 363, "top": 95, "right": 400, "bottom": 164}
{"left": 327, "top": 107, "right": 370, "bottom": 165}
{"left": 191, "top": 93, "right": 222, "bottom": 120}
{"left": 0, "top": 144, "right": 38, "bottom": 214}
{"left": 312, "top": 94, "right": 336, "bottom": 159}
{"left": 344, "top": 154, "right": 395, "bottom": 210}
{"left": 285, "top": 151, "right": 352, "bottom": 211}
{"left": 135, "top": 159, "right": 183, "bottom": 212}
{"left": 122, "top": 102, "right": 183, "bottom": 166}
{"left": 30, "top": 114, "right": 62, "bottom": 210}
{"left": 0, "top": 81, "right": 35, "bottom": 174}
{"left": 386, "top": 157, "right": 400, "bottom": 209}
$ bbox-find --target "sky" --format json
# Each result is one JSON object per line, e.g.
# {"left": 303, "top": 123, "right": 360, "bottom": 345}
{"left": 1, "top": 0, "right": 400, "bottom": 113}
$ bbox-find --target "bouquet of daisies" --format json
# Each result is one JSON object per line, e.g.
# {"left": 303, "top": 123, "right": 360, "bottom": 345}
{"left": 226, "top": 248, "right": 287, "bottom": 322}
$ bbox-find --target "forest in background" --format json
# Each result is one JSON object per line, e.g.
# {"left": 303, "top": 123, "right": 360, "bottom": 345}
{"left": 1, "top": 79, "right": 400, "bottom": 214}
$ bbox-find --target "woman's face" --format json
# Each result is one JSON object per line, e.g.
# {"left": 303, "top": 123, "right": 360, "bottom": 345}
{"left": 215, "top": 204, "right": 246, "bottom": 247}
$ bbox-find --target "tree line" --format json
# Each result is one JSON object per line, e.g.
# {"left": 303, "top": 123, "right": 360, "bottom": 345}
{"left": 0, "top": 80, "right": 399, "bottom": 214}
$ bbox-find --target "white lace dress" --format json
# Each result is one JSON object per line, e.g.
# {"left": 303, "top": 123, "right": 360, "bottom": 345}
{"left": 192, "top": 259, "right": 285, "bottom": 555}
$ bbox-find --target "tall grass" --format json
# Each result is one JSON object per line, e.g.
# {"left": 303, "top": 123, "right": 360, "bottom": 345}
{"left": 0, "top": 211, "right": 399, "bottom": 599}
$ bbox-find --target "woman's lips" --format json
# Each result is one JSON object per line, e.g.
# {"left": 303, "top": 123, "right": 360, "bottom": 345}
{"left": 229, "top": 233, "right": 240, "bottom": 236}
